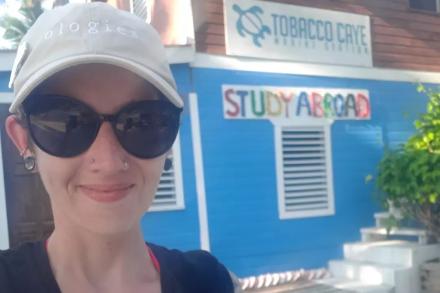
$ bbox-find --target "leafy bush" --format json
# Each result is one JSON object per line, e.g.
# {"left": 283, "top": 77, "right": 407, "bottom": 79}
{"left": 376, "top": 86, "right": 440, "bottom": 241}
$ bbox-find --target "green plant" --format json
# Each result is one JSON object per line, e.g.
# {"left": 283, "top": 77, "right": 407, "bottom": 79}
{"left": 0, "top": 0, "right": 44, "bottom": 48}
{"left": 376, "top": 86, "right": 440, "bottom": 241}
{"left": 407, "top": 85, "right": 440, "bottom": 153}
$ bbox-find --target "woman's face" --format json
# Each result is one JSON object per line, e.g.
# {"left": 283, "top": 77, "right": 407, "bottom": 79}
{"left": 21, "top": 64, "right": 167, "bottom": 235}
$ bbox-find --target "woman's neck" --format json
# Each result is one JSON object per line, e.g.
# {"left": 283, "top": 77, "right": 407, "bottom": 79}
{"left": 46, "top": 226, "right": 160, "bottom": 292}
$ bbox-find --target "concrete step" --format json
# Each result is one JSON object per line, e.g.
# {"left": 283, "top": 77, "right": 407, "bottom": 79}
{"left": 344, "top": 240, "right": 428, "bottom": 267}
{"left": 334, "top": 242, "right": 440, "bottom": 293}
{"left": 344, "top": 240, "right": 440, "bottom": 267}
{"left": 318, "top": 278, "right": 394, "bottom": 293}
{"left": 329, "top": 259, "right": 413, "bottom": 293}
{"left": 361, "top": 227, "right": 429, "bottom": 244}
{"left": 329, "top": 259, "right": 407, "bottom": 285}
{"left": 345, "top": 241, "right": 413, "bottom": 266}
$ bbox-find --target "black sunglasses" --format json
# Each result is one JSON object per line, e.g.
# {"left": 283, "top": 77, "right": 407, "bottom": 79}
{"left": 22, "top": 95, "right": 182, "bottom": 159}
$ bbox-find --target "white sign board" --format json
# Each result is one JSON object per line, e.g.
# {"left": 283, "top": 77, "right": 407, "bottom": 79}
{"left": 224, "top": 0, "right": 372, "bottom": 67}
{"left": 222, "top": 85, "right": 371, "bottom": 121}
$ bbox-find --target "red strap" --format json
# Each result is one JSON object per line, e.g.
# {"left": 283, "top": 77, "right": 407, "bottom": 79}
{"left": 147, "top": 245, "right": 161, "bottom": 273}
{"left": 44, "top": 240, "right": 161, "bottom": 273}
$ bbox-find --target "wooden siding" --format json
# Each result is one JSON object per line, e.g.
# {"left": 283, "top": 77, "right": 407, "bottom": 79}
{"left": 192, "top": 0, "right": 440, "bottom": 72}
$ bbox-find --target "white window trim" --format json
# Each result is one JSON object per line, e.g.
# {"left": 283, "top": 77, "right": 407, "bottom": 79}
{"left": 0, "top": 93, "right": 13, "bottom": 249}
{"left": 149, "top": 132, "right": 185, "bottom": 212}
{"left": 0, "top": 93, "right": 13, "bottom": 104}
{"left": 274, "top": 122, "right": 335, "bottom": 220}
{"left": 191, "top": 53, "right": 440, "bottom": 84}
{"left": 188, "top": 92, "right": 210, "bottom": 251}
{"left": 0, "top": 130, "right": 10, "bottom": 249}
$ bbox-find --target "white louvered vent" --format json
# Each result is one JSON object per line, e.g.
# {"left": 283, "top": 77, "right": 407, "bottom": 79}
{"left": 149, "top": 135, "right": 185, "bottom": 212}
{"left": 276, "top": 126, "right": 334, "bottom": 219}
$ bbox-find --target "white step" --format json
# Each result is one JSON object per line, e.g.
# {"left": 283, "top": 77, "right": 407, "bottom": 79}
{"left": 318, "top": 278, "right": 394, "bottom": 293}
{"left": 329, "top": 260, "right": 413, "bottom": 286}
{"left": 361, "top": 227, "right": 429, "bottom": 244}
{"left": 344, "top": 240, "right": 440, "bottom": 267}
{"left": 329, "top": 259, "right": 425, "bottom": 293}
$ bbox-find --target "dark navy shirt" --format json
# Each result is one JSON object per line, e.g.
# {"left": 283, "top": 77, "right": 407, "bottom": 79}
{"left": 0, "top": 241, "right": 234, "bottom": 293}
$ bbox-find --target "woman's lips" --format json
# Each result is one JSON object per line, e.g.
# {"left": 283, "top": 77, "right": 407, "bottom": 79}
{"left": 79, "top": 184, "right": 134, "bottom": 203}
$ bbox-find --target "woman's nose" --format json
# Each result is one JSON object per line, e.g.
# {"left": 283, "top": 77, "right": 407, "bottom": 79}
{"left": 85, "top": 122, "right": 127, "bottom": 172}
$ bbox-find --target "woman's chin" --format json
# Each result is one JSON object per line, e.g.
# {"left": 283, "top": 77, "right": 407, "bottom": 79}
{"left": 78, "top": 217, "right": 140, "bottom": 236}
{"left": 69, "top": 205, "right": 145, "bottom": 236}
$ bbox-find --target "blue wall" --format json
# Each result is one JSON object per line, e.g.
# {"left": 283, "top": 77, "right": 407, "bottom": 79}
{"left": 190, "top": 67, "right": 430, "bottom": 276}
{"left": 141, "top": 64, "right": 201, "bottom": 251}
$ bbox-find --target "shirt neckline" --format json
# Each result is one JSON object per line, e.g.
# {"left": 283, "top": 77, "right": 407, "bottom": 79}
{"left": 38, "top": 239, "right": 162, "bottom": 292}
{"left": 43, "top": 239, "right": 161, "bottom": 273}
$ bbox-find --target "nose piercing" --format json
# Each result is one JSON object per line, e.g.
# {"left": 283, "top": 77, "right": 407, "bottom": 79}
{"left": 123, "top": 161, "right": 129, "bottom": 171}
{"left": 90, "top": 158, "right": 129, "bottom": 170}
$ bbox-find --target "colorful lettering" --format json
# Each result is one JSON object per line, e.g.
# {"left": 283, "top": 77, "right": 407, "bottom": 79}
{"left": 356, "top": 93, "right": 370, "bottom": 118}
{"left": 345, "top": 94, "right": 358, "bottom": 117}
{"left": 236, "top": 90, "right": 248, "bottom": 117}
{"left": 296, "top": 92, "right": 311, "bottom": 116}
{"left": 311, "top": 92, "right": 323, "bottom": 117}
{"left": 280, "top": 91, "right": 294, "bottom": 118}
{"left": 251, "top": 90, "right": 265, "bottom": 117}
{"left": 224, "top": 89, "right": 240, "bottom": 117}
{"left": 334, "top": 94, "right": 345, "bottom": 117}
{"left": 266, "top": 91, "right": 282, "bottom": 116}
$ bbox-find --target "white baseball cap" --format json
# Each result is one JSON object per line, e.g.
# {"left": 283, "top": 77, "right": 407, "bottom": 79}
{"left": 8, "top": 2, "right": 184, "bottom": 113}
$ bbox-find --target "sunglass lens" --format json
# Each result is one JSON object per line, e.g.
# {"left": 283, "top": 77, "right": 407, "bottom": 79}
{"left": 115, "top": 101, "right": 180, "bottom": 158}
{"left": 27, "top": 96, "right": 100, "bottom": 157}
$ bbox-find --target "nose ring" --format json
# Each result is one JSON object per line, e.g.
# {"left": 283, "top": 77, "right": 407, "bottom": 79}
{"left": 90, "top": 158, "right": 129, "bottom": 171}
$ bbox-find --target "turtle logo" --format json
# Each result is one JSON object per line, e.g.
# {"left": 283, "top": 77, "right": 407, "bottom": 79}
{"left": 233, "top": 4, "right": 271, "bottom": 47}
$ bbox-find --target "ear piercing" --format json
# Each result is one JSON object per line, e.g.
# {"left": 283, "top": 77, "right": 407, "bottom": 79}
{"left": 164, "top": 158, "right": 173, "bottom": 171}
{"left": 20, "top": 148, "right": 36, "bottom": 171}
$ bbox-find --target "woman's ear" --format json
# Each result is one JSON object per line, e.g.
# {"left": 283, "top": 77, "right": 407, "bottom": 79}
{"left": 5, "top": 115, "right": 31, "bottom": 156}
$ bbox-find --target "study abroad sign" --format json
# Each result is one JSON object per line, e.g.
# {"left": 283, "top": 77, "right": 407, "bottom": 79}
{"left": 222, "top": 85, "right": 371, "bottom": 121}
{"left": 224, "top": 0, "right": 372, "bottom": 67}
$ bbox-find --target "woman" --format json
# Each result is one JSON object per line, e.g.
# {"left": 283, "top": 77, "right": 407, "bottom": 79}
{"left": 0, "top": 2, "right": 234, "bottom": 293}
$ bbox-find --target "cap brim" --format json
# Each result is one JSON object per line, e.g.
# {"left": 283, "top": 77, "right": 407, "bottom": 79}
{"left": 9, "top": 54, "right": 184, "bottom": 113}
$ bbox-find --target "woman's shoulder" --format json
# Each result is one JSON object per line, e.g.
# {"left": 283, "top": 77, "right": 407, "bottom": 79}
{"left": 0, "top": 241, "right": 39, "bottom": 274}
{"left": 0, "top": 241, "right": 40, "bottom": 257}
{"left": 148, "top": 242, "right": 224, "bottom": 268}
{"left": 148, "top": 243, "right": 235, "bottom": 293}
{"left": 0, "top": 241, "right": 56, "bottom": 293}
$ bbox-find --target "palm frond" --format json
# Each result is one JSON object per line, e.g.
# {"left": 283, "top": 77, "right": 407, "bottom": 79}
{"left": 0, "top": 0, "right": 46, "bottom": 47}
